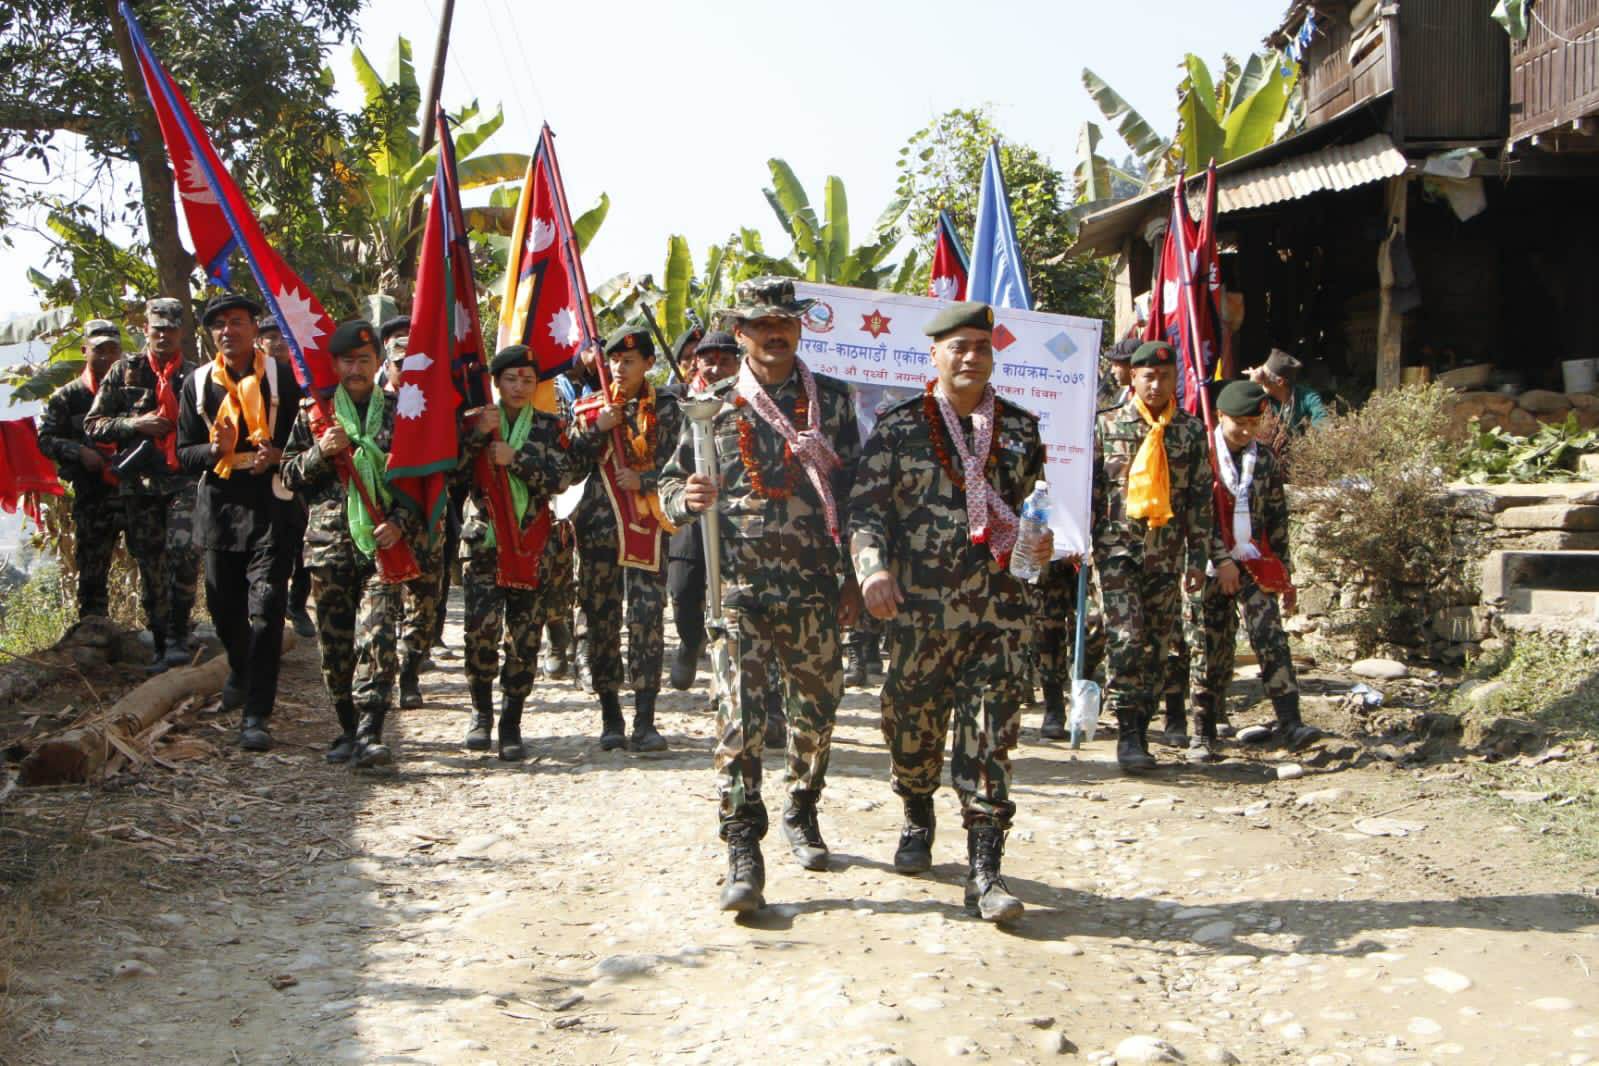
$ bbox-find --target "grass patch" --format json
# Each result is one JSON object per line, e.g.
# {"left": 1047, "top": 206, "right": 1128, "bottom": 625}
{"left": 1468, "top": 761, "right": 1599, "bottom": 869}
{"left": 1456, "top": 631, "right": 1599, "bottom": 739}
{"left": 0, "top": 566, "right": 74, "bottom": 659}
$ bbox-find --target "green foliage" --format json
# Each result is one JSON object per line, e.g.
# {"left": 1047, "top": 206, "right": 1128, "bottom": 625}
{"left": 1289, "top": 385, "right": 1480, "bottom": 650}
{"left": 760, "top": 160, "right": 910, "bottom": 288}
{"left": 895, "top": 107, "right": 1112, "bottom": 322}
{"left": 1457, "top": 415, "right": 1599, "bottom": 484}
{"left": 1460, "top": 630, "right": 1599, "bottom": 740}
{"left": 0, "top": 565, "right": 73, "bottom": 659}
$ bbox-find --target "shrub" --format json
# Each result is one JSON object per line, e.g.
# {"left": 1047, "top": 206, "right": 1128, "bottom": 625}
{"left": 1287, "top": 384, "right": 1482, "bottom": 653}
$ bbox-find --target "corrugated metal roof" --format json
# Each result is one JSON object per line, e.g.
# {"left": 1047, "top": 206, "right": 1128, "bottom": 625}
{"left": 1069, "top": 130, "right": 1410, "bottom": 258}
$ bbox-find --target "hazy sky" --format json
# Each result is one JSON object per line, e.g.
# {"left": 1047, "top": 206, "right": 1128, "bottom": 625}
{"left": 0, "top": 0, "right": 1288, "bottom": 319}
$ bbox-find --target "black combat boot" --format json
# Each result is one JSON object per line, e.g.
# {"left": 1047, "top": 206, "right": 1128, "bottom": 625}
{"left": 497, "top": 693, "right": 526, "bottom": 762}
{"left": 1161, "top": 690, "right": 1190, "bottom": 747}
{"left": 1188, "top": 692, "right": 1221, "bottom": 763}
{"left": 893, "top": 793, "right": 936, "bottom": 874}
{"left": 353, "top": 708, "right": 392, "bottom": 767}
{"left": 1116, "top": 710, "right": 1157, "bottom": 773}
{"left": 465, "top": 682, "right": 494, "bottom": 750}
{"left": 239, "top": 715, "right": 273, "bottom": 752}
{"left": 1272, "top": 692, "right": 1325, "bottom": 750}
{"left": 843, "top": 631, "right": 868, "bottom": 688}
{"left": 147, "top": 629, "right": 170, "bottom": 676}
{"left": 540, "top": 621, "right": 571, "bottom": 680}
{"left": 598, "top": 690, "right": 627, "bottom": 750}
{"left": 326, "top": 699, "right": 358, "bottom": 763}
{"left": 720, "top": 818, "right": 766, "bottom": 914}
{"left": 287, "top": 603, "right": 316, "bottom": 639}
{"left": 574, "top": 637, "right": 593, "bottom": 692}
{"left": 398, "top": 658, "right": 423, "bottom": 709}
{"left": 219, "top": 672, "right": 246, "bottom": 713}
{"left": 863, "top": 630, "right": 884, "bottom": 680}
{"left": 764, "top": 684, "right": 787, "bottom": 748}
{"left": 630, "top": 690, "right": 668, "bottom": 752}
{"left": 1039, "top": 683, "right": 1067, "bottom": 740}
{"left": 668, "top": 638, "right": 701, "bottom": 691}
{"left": 781, "top": 789, "right": 830, "bottom": 871}
{"left": 964, "top": 825, "right": 1024, "bottom": 924}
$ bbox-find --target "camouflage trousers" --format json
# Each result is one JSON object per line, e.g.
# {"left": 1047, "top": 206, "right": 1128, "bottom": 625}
{"left": 1190, "top": 571, "right": 1298, "bottom": 703}
{"left": 1033, "top": 563, "right": 1107, "bottom": 688}
{"left": 881, "top": 626, "right": 1025, "bottom": 830}
{"left": 123, "top": 485, "right": 200, "bottom": 637}
{"left": 577, "top": 535, "right": 666, "bottom": 694}
{"left": 394, "top": 538, "right": 444, "bottom": 670}
{"left": 311, "top": 559, "right": 399, "bottom": 713}
{"left": 713, "top": 601, "right": 842, "bottom": 837}
{"left": 1161, "top": 591, "right": 1201, "bottom": 706}
{"left": 72, "top": 487, "right": 126, "bottom": 619}
{"left": 545, "top": 521, "right": 577, "bottom": 625}
{"left": 1099, "top": 555, "right": 1184, "bottom": 723}
{"left": 462, "top": 542, "right": 551, "bottom": 702}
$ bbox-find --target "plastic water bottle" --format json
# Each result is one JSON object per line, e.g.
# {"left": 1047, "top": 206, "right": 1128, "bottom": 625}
{"left": 1008, "top": 480, "right": 1051, "bottom": 583}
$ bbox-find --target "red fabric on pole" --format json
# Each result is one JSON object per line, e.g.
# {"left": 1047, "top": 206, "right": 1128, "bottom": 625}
{"left": 928, "top": 212, "right": 969, "bottom": 301}
{"left": 1144, "top": 167, "right": 1224, "bottom": 418}
{"left": 0, "top": 419, "right": 65, "bottom": 527}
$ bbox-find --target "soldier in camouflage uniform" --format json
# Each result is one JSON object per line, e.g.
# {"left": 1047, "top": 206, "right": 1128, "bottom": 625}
{"left": 37, "top": 320, "right": 127, "bottom": 621}
{"left": 848, "top": 301, "right": 1050, "bottom": 924}
{"left": 458, "top": 344, "right": 594, "bottom": 760}
{"left": 1033, "top": 559, "right": 1107, "bottom": 740}
{"left": 660, "top": 277, "right": 862, "bottom": 914}
{"left": 1092, "top": 341, "right": 1235, "bottom": 774}
{"left": 569, "top": 326, "right": 682, "bottom": 752}
{"left": 84, "top": 298, "right": 201, "bottom": 672}
{"left": 281, "top": 321, "right": 418, "bottom": 767}
{"left": 1185, "top": 380, "right": 1322, "bottom": 759}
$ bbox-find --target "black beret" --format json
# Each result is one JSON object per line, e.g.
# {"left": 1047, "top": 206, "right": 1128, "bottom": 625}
{"left": 697, "top": 330, "right": 740, "bottom": 355}
{"left": 672, "top": 326, "right": 704, "bottom": 361}
{"left": 1216, "top": 380, "right": 1270, "bottom": 418}
{"left": 328, "top": 319, "right": 379, "bottom": 357}
{"left": 201, "top": 293, "right": 264, "bottom": 327}
{"left": 1129, "top": 341, "right": 1176, "bottom": 368}
{"left": 380, "top": 315, "right": 411, "bottom": 344}
{"left": 255, "top": 315, "right": 281, "bottom": 335}
{"left": 490, "top": 344, "right": 535, "bottom": 376}
{"left": 1107, "top": 337, "right": 1142, "bottom": 363}
{"left": 923, "top": 301, "right": 995, "bottom": 339}
{"left": 603, "top": 326, "right": 654, "bottom": 358}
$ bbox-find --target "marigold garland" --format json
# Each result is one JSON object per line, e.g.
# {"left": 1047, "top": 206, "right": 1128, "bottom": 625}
{"left": 923, "top": 380, "right": 998, "bottom": 490}
{"left": 609, "top": 382, "right": 659, "bottom": 471}
{"left": 732, "top": 392, "right": 806, "bottom": 500}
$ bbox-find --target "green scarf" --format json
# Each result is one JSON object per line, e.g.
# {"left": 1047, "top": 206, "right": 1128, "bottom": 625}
{"left": 484, "top": 402, "right": 534, "bottom": 550}
{"left": 332, "top": 385, "right": 392, "bottom": 557}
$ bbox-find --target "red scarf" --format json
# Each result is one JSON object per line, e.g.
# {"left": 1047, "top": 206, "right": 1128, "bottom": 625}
{"left": 145, "top": 348, "right": 183, "bottom": 470}
{"left": 80, "top": 365, "right": 121, "bottom": 485}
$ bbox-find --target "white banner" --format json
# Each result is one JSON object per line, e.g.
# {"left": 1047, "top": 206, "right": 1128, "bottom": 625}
{"left": 792, "top": 282, "right": 1102, "bottom": 556}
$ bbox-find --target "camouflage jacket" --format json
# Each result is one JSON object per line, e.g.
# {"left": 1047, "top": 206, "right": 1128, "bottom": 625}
{"left": 659, "top": 367, "right": 861, "bottom": 613}
{"left": 83, "top": 350, "right": 198, "bottom": 496}
{"left": 1092, "top": 402, "right": 1228, "bottom": 574}
{"left": 568, "top": 384, "right": 683, "bottom": 547}
{"left": 37, "top": 376, "right": 113, "bottom": 492}
{"left": 280, "top": 393, "right": 419, "bottom": 570}
{"left": 457, "top": 405, "right": 594, "bottom": 549}
{"left": 848, "top": 391, "right": 1045, "bottom": 631}
{"left": 1216, "top": 439, "right": 1293, "bottom": 575}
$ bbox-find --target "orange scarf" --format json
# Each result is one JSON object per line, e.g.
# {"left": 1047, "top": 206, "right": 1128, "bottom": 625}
{"left": 211, "top": 351, "right": 272, "bottom": 478}
{"left": 1125, "top": 395, "right": 1174, "bottom": 528}
{"left": 610, "top": 381, "right": 678, "bottom": 535}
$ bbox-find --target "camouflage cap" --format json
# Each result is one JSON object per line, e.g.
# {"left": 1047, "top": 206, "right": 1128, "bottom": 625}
{"left": 82, "top": 319, "right": 120, "bottom": 343}
{"left": 145, "top": 297, "right": 183, "bottom": 329}
{"left": 723, "top": 275, "right": 815, "bottom": 321}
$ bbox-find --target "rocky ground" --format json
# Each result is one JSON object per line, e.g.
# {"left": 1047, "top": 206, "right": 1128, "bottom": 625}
{"left": 3, "top": 599, "right": 1599, "bottom": 1066}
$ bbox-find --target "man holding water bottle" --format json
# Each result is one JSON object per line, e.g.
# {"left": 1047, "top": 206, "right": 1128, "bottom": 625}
{"left": 848, "top": 300, "right": 1052, "bottom": 925}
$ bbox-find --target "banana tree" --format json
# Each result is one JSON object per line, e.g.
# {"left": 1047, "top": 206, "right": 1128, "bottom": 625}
{"left": 341, "top": 36, "right": 529, "bottom": 298}
{"left": 759, "top": 160, "right": 915, "bottom": 290}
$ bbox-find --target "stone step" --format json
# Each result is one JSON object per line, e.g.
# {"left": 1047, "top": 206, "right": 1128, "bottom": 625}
{"left": 1505, "top": 588, "right": 1599, "bottom": 618}
{"left": 1494, "top": 504, "right": 1599, "bottom": 531}
{"left": 1481, "top": 549, "right": 1599, "bottom": 602}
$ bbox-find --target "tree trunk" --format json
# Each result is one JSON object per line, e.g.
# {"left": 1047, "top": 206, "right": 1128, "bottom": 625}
{"left": 103, "top": 0, "right": 198, "bottom": 360}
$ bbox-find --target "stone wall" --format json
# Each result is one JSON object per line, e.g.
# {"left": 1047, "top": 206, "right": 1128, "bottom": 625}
{"left": 1446, "top": 389, "right": 1599, "bottom": 437}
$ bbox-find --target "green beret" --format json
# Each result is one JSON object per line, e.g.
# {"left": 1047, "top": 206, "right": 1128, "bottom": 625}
{"left": 329, "top": 319, "right": 378, "bottom": 357}
{"left": 603, "top": 326, "right": 654, "bottom": 358}
{"left": 1216, "top": 380, "right": 1270, "bottom": 418}
{"left": 1129, "top": 341, "right": 1176, "bottom": 368}
{"left": 672, "top": 326, "right": 704, "bottom": 361}
{"left": 490, "top": 344, "right": 534, "bottom": 376}
{"left": 923, "top": 301, "right": 995, "bottom": 339}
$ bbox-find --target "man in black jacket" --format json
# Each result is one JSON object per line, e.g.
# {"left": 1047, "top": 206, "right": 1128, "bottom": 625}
{"left": 176, "top": 294, "right": 301, "bottom": 751}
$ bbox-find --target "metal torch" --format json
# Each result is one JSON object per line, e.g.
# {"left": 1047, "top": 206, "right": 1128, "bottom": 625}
{"left": 680, "top": 394, "right": 725, "bottom": 623}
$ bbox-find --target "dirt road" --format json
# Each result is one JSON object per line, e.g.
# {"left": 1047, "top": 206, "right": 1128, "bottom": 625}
{"left": 10, "top": 605, "right": 1599, "bottom": 1065}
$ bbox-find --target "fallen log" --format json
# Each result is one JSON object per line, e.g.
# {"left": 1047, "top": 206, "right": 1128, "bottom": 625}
{"left": 16, "top": 631, "right": 297, "bottom": 787}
